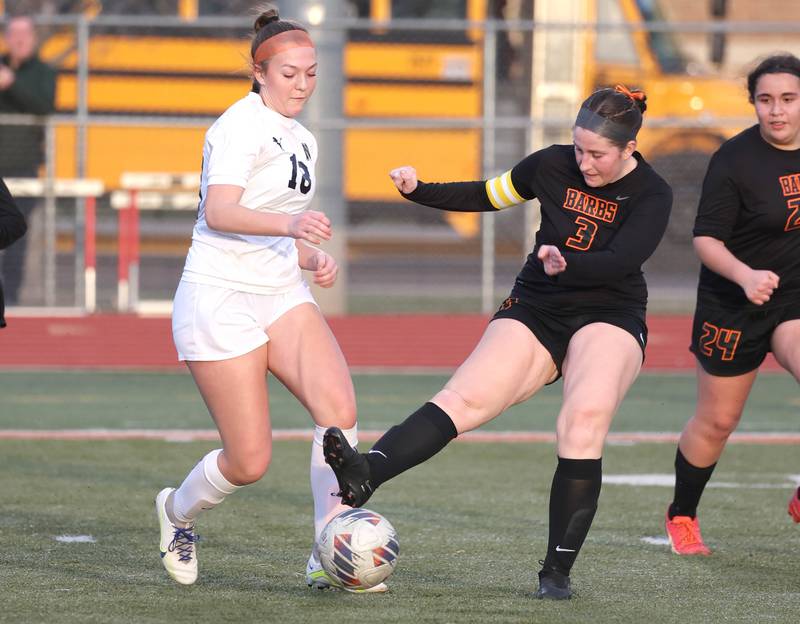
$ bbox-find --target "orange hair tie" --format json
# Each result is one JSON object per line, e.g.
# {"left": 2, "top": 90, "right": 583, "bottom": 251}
{"left": 614, "top": 84, "right": 646, "bottom": 101}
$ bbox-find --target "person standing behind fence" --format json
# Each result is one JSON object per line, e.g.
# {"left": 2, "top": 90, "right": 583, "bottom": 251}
{"left": 155, "top": 4, "right": 381, "bottom": 592}
{"left": 0, "top": 177, "right": 27, "bottom": 327}
{"left": 0, "top": 15, "right": 56, "bottom": 306}
{"left": 665, "top": 53, "right": 800, "bottom": 555}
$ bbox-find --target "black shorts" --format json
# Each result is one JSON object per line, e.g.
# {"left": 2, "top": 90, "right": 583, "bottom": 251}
{"left": 690, "top": 299, "right": 800, "bottom": 376}
{"left": 492, "top": 294, "right": 648, "bottom": 379}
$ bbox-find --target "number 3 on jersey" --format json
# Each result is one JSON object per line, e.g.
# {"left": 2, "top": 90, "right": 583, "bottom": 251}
{"left": 566, "top": 216, "right": 598, "bottom": 250}
{"left": 288, "top": 153, "right": 311, "bottom": 194}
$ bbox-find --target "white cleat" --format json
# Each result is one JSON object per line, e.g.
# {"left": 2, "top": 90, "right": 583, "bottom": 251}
{"left": 305, "top": 552, "right": 388, "bottom": 593}
{"left": 156, "top": 487, "right": 198, "bottom": 585}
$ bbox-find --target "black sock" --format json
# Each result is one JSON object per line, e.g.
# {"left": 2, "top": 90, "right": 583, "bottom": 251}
{"left": 365, "top": 402, "right": 458, "bottom": 488}
{"left": 542, "top": 457, "right": 602, "bottom": 576}
{"left": 668, "top": 448, "right": 716, "bottom": 519}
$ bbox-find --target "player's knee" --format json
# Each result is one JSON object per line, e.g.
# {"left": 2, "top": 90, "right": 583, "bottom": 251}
{"left": 433, "top": 387, "right": 491, "bottom": 427}
{"left": 701, "top": 410, "right": 742, "bottom": 440}
{"left": 316, "top": 390, "right": 357, "bottom": 429}
{"left": 332, "top": 395, "right": 357, "bottom": 429}
{"left": 225, "top": 450, "right": 272, "bottom": 485}
{"left": 557, "top": 404, "right": 613, "bottom": 449}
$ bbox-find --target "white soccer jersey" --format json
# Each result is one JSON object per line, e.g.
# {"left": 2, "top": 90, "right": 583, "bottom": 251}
{"left": 181, "top": 92, "right": 318, "bottom": 294}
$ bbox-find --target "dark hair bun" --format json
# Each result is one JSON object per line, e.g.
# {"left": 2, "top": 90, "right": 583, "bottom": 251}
{"left": 254, "top": 8, "right": 280, "bottom": 33}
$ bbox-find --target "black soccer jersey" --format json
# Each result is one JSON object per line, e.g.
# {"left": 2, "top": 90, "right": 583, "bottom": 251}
{"left": 0, "top": 178, "right": 26, "bottom": 249}
{"left": 403, "top": 144, "right": 672, "bottom": 312}
{"left": 694, "top": 125, "right": 800, "bottom": 309}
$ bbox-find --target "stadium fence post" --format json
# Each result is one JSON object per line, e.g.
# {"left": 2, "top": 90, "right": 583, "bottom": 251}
{"left": 129, "top": 190, "right": 140, "bottom": 311}
{"left": 84, "top": 196, "right": 96, "bottom": 312}
{"left": 117, "top": 192, "right": 130, "bottom": 311}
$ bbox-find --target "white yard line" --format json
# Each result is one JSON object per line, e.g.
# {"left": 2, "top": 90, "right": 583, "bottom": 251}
{"left": 0, "top": 429, "right": 798, "bottom": 444}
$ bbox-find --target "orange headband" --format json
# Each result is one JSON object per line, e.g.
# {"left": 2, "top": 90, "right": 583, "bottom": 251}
{"left": 253, "top": 29, "right": 314, "bottom": 65}
{"left": 614, "top": 84, "right": 646, "bottom": 102}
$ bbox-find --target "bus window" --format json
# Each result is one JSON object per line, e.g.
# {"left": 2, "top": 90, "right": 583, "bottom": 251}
{"left": 349, "top": 0, "right": 474, "bottom": 44}
{"left": 595, "top": 0, "right": 638, "bottom": 66}
{"left": 636, "top": 0, "right": 687, "bottom": 73}
{"left": 392, "top": 0, "right": 467, "bottom": 19}
{"left": 350, "top": 0, "right": 371, "bottom": 17}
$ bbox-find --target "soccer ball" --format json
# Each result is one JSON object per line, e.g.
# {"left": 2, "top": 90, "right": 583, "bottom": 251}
{"left": 318, "top": 508, "right": 399, "bottom": 590}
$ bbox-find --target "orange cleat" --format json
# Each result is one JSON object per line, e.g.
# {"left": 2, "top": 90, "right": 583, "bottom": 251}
{"left": 789, "top": 487, "right": 800, "bottom": 523}
{"left": 665, "top": 511, "right": 711, "bottom": 556}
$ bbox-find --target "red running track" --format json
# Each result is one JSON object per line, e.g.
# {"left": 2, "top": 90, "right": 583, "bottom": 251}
{"left": 0, "top": 314, "right": 780, "bottom": 371}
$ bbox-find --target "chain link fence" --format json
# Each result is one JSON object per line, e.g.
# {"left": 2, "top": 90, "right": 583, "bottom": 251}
{"left": 1, "top": 4, "right": 798, "bottom": 313}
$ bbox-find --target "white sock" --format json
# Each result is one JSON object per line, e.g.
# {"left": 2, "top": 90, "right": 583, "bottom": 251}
{"left": 172, "top": 449, "right": 241, "bottom": 525}
{"left": 310, "top": 424, "right": 358, "bottom": 543}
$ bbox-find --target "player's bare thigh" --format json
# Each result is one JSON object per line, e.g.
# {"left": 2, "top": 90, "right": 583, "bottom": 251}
{"left": 266, "top": 302, "right": 357, "bottom": 429}
{"left": 771, "top": 318, "right": 800, "bottom": 378}
{"left": 556, "top": 323, "right": 642, "bottom": 458}
{"left": 432, "top": 318, "right": 558, "bottom": 434}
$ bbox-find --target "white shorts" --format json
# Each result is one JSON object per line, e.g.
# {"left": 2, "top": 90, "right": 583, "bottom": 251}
{"left": 172, "top": 280, "right": 317, "bottom": 361}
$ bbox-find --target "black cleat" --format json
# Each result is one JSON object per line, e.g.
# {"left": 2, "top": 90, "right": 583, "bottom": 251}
{"left": 534, "top": 565, "right": 572, "bottom": 600}
{"left": 323, "top": 427, "right": 375, "bottom": 508}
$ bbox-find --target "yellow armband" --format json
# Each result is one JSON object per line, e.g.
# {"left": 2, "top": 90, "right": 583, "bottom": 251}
{"left": 485, "top": 170, "right": 525, "bottom": 210}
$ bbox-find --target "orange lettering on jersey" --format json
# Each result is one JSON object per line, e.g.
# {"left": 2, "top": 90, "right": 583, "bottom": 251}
{"left": 564, "top": 188, "right": 579, "bottom": 208}
{"left": 562, "top": 187, "right": 618, "bottom": 223}
{"left": 779, "top": 173, "right": 800, "bottom": 197}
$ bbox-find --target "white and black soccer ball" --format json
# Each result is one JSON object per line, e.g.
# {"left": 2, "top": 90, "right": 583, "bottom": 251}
{"left": 318, "top": 508, "right": 400, "bottom": 590}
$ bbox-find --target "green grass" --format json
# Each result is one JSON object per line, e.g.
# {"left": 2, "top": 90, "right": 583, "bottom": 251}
{"left": 0, "top": 371, "right": 798, "bottom": 623}
{"left": 348, "top": 294, "right": 483, "bottom": 314}
{"left": 0, "top": 440, "right": 798, "bottom": 623}
{"left": 0, "top": 370, "right": 798, "bottom": 433}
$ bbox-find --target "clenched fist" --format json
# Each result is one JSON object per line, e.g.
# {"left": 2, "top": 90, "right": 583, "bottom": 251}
{"left": 389, "top": 166, "right": 418, "bottom": 194}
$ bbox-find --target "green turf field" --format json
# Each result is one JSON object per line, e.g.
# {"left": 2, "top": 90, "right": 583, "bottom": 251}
{"left": 0, "top": 371, "right": 798, "bottom": 623}
{"left": 1, "top": 370, "right": 799, "bottom": 432}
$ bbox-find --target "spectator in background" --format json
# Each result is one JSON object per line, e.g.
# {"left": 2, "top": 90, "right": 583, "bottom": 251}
{"left": 0, "top": 15, "right": 56, "bottom": 305}
{"left": 0, "top": 177, "right": 28, "bottom": 327}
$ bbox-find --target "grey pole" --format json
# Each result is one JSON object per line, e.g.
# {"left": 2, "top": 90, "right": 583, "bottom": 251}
{"left": 43, "top": 120, "right": 56, "bottom": 306}
{"left": 481, "top": 22, "right": 497, "bottom": 314}
{"left": 288, "top": 0, "right": 348, "bottom": 315}
{"left": 76, "top": 16, "right": 89, "bottom": 178}
{"left": 74, "top": 15, "right": 90, "bottom": 310}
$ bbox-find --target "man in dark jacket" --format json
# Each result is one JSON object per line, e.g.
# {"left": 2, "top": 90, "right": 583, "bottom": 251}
{"left": 0, "top": 177, "right": 27, "bottom": 327}
{"left": 0, "top": 15, "right": 56, "bottom": 305}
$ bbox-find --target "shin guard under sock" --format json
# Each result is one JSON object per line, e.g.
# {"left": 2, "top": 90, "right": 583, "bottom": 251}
{"left": 543, "top": 457, "right": 602, "bottom": 576}
{"left": 366, "top": 402, "right": 458, "bottom": 488}
{"left": 668, "top": 448, "right": 716, "bottom": 519}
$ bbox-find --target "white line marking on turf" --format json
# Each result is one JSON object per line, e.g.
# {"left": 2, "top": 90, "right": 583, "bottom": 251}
{"left": 55, "top": 535, "right": 96, "bottom": 543}
{"left": 604, "top": 474, "right": 676, "bottom": 487}
{"left": 0, "top": 430, "right": 798, "bottom": 444}
{"left": 604, "top": 474, "right": 798, "bottom": 489}
{"left": 641, "top": 537, "right": 670, "bottom": 546}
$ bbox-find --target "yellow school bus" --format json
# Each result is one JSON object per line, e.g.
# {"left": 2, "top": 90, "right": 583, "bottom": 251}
{"left": 14, "top": 0, "right": 758, "bottom": 238}
{"left": 29, "top": 0, "right": 486, "bottom": 209}
{"left": 588, "top": 0, "right": 754, "bottom": 240}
